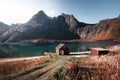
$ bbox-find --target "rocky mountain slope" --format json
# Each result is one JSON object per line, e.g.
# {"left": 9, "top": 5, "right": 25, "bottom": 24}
{"left": 0, "top": 22, "right": 9, "bottom": 34}
{"left": 0, "top": 10, "right": 120, "bottom": 43}
{"left": 0, "top": 11, "right": 89, "bottom": 43}
{"left": 81, "top": 17, "right": 120, "bottom": 41}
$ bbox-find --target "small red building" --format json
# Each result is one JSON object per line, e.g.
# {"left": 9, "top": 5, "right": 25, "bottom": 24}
{"left": 90, "top": 48, "right": 109, "bottom": 56}
{"left": 56, "top": 43, "right": 69, "bottom": 55}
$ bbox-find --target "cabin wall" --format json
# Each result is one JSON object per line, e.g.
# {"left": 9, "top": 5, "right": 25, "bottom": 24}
{"left": 90, "top": 49, "right": 99, "bottom": 56}
{"left": 64, "top": 47, "right": 69, "bottom": 55}
{"left": 56, "top": 49, "right": 60, "bottom": 56}
{"left": 61, "top": 47, "right": 69, "bottom": 55}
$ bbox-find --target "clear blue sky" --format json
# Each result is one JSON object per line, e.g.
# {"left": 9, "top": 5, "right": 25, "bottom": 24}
{"left": 0, "top": 0, "right": 120, "bottom": 24}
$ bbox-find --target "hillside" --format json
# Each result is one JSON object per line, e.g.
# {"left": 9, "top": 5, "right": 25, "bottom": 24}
{"left": 0, "top": 11, "right": 120, "bottom": 43}
{"left": 83, "top": 17, "right": 120, "bottom": 41}
{"left": 0, "top": 22, "right": 9, "bottom": 37}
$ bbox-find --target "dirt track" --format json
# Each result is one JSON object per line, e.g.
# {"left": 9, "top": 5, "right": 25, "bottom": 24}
{"left": 14, "top": 56, "right": 71, "bottom": 80}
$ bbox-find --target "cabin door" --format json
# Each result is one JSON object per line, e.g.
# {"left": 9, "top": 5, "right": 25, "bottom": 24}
{"left": 61, "top": 50, "right": 64, "bottom": 55}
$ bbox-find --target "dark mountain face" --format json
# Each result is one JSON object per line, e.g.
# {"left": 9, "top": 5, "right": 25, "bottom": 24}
{"left": 0, "top": 10, "right": 119, "bottom": 43}
{"left": 27, "top": 10, "right": 51, "bottom": 25}
{"left": 0, "top": 22, "right": 10, "bottom": 40}
{"left": 0, "top": 11, "right": 85, "bottom": 43}
{"left": 0, "top": 22, "right": 9, "bottom": 27}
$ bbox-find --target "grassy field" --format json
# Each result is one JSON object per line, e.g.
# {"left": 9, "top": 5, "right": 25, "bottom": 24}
{"left": 0, "top": 54, "right": 71, "bottom": 80}
{"left": 0, "top": 54, "right": 120, "bottom": 80}
{"left": 108, "top": 44, "right": 120, "bottom": 53}
{"left": 0, "top": 56, "right": 50, "bottom": 78}
{"left": 53, "top": 54, "right": 120, "bottom": 80}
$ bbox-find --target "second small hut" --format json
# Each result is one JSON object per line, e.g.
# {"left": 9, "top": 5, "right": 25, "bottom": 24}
{"left": 90, "top": 48, "right": 109, "bottom": 56}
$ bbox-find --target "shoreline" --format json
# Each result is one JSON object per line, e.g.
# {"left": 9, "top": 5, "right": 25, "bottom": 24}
{"left": 0, "top": 39, "right": 119, "bottom": 44}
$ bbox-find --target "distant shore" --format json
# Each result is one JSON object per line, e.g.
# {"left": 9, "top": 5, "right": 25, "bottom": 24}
{"left": 0, "top": 38, "right": 119, "bottom": 44}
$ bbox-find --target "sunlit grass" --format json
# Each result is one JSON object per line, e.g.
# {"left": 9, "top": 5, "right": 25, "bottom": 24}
{"left": 54, "top": 54, "right": 120, "bottom": 80}
{"left": 0, "top": 57, "right": 50, "bottom": 76}
{"left": 0, "top": 54, "right": 61, "bottom": 80}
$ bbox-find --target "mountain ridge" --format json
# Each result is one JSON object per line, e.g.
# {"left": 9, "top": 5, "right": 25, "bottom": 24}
{"left": 0, "top": 10, "right": 120, "bottom": 43}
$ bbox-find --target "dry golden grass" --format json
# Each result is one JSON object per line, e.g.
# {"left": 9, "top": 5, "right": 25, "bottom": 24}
{"left": 88, "top": 32, "right": 109, "bottom": 41}
{"left": 108, "top": 44, "right": 120, "bottom": 53}
{"left": 0, "top": 57, "right": 50, "bottom": 76}
{"left": 63, "top": 54, "right": 120, "bottom": 80}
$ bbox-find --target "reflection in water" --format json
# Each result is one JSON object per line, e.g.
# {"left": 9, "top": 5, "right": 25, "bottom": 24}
{"left": 0, "top": 40, "right": 119, "bottom": 58}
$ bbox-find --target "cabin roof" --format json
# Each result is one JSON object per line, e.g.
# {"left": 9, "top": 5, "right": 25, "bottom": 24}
{"left": 56, "top": 43, "right": 65, "bottom": 49}
{"left": 91, "top": 48, "right": 109, "bottom": 51}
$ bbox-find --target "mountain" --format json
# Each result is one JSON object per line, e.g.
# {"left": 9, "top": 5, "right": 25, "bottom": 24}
{"left": 80, "top": 17, "right": 120, "bottom": 41}
{"left": 0, "top": 22, "right": 10, "bottom": 40}
{"left": 0, "top": 11, "right": 90, "bottom": 43}
{"left": 0, "top": 10, "right": 120, "bottom": 43}
{"left": 0, "top": 22, "right": 9, "bottom": 27}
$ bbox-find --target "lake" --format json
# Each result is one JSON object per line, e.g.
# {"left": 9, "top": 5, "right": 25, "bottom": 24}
{"left": 0, "top": 40, "right": 119, "bottom": 58}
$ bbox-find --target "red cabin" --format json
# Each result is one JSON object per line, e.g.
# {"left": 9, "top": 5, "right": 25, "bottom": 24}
{"left": 56, "top": 43, "right": 69, "bottom": 56}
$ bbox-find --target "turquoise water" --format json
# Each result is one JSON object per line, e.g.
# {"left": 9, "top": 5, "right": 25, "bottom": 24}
{"left": 0, "top": 41, "right": 119, "bottom": 57}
